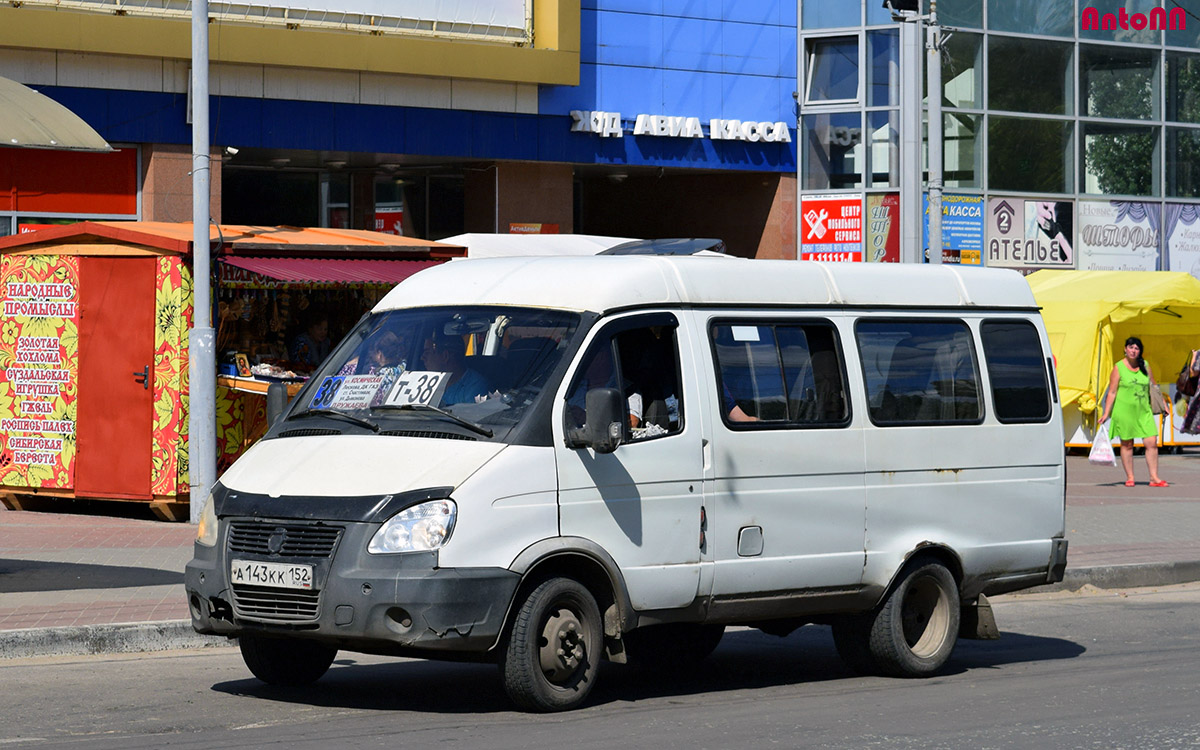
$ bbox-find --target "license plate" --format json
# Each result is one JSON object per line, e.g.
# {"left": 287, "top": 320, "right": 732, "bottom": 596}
{"left": 230, "top": 559, "right": 314, "bottom": 590}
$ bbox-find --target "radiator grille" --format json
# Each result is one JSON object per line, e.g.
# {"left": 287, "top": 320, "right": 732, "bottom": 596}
{"left": 231, "top": 585, "right": 320, "bottom": 622}
{"left": 228, "top": 522, "right": 342, "bottom": 558}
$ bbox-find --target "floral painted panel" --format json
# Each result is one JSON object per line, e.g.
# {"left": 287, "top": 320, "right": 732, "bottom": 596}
{"left": 0, "top": 255, "right": 81, "bottom": 488}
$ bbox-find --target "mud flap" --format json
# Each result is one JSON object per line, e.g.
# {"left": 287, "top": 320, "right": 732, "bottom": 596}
{"left": 959, "top": 593, "right": 1000, "bottom": 640}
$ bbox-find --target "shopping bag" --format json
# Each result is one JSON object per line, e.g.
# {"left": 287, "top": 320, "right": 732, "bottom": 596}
{"left": 1150, "top": 384, "right": 1166, "bottom": 416}
{"left": 1089, "top": 421, "right": 1116, "bottom": 466}
{"left": 1177, "top": 349, "right": 1200, "bottom": 399}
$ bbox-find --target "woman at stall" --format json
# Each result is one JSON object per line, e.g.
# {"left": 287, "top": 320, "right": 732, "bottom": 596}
{"left": 1098, "top": 336, "right": 1168, "bottom": 487}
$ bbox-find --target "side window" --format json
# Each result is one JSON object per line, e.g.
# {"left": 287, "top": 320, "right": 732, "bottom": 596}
{"left": 565, "top": 320, "right": 683, "bottom": 441}
{"left": 856, "top": 320, "right": 983, "bottom": 425}
{"left": 711, "top": 321, "right": 848, "bottom": 428}
{"left": 981, "top": 320, "right": 1052, "bottom": 423}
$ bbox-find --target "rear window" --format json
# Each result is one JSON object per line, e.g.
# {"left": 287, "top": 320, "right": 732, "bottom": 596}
{"left": 980, "top": 320, "right": 1052, "bottom": 423}
{"left": 856, "top": 319, "right": 983, "bottom": 425}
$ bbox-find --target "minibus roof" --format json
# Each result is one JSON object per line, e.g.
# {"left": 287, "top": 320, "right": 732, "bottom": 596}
{"left": 375, "top": 256, "right": 1038, "bottom": 313}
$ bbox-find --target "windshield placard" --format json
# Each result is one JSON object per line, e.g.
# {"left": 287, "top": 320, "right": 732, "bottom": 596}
{"left": 384, "top": 370, "right": 451, "bottom": 407}
{"left": 329, "top": 375, "right": 384, "bottom": 410}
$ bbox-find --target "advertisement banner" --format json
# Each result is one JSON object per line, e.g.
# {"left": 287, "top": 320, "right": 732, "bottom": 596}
{"left": 374, "top": 206, "right": 404, "bottom": 236}
{"left": 986, "top": 198, "right": 1075, "bottom": 272}
{"left": 56, "top": 1, "right": 528, "bottom": 39}
{"left": 509, "top": 223, "right": 561, "bottom": 234}
{"left": 1077, "top": 200, "right": 1160, "bottom": 271}
{"left": 800, "top": 194, "right": 863, "bottom": 262}
{"left": 1166, "top": 203, "right": 1200, "bottom": 281}
{"left": 0, "top": 255, "right": 80, "bottom": 489}
{"left": 865, "top": 194, "right": 900, "bottom": 263}
{"left": 922, "top": 194, "right": 984, "bottom": 265}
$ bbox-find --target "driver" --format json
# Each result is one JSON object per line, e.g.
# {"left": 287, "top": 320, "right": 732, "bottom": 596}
{"left": 421, "top": 332, "right": 490, "bottom": 405}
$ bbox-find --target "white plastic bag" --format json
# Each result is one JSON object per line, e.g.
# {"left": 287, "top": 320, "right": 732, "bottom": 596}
{"left": 1089, "top": 421, "right": 1116, "bottom": 466}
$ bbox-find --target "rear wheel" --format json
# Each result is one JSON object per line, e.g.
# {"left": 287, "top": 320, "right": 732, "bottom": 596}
{"left": 624, "top": 623, "right": 725, "bottom": 671}
{"left": 499, "top": 577, "right": 603, "bottom": 712}
{"left": 239, "top": 635, "right": 337, "bottom": 686}
{"left": 833, "top": 560, "right": 960, "bottom": 677}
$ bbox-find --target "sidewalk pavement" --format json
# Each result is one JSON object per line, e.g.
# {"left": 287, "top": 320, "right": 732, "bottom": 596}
{"left": 3, "top": 451, "right": 1200, "bottom": 659}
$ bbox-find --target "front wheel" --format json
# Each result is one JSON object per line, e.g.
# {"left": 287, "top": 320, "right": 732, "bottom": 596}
{"left": 499, "top": 577, "right": 603, "bottom": 712}
{"left": 239, "top": 635, "right": 337, "bottom": 686}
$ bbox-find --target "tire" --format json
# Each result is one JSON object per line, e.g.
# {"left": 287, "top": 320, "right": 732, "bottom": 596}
{"left": 239, "top": 635, "right": 337, "bottom": 686}
{"left": 499, "top": 577, "right": 603, "bottom": 712}
{"left": 624, "top": 623, "right": 725, "bottom": 671}
{"left": 832, "top": 560, "right": 960, "bottom": 678}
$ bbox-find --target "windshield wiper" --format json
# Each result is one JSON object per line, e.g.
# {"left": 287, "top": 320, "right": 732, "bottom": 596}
{"left": 372, "top": 403, "right": 494, "bottom": 438}
{"left": 289, "top": 408, "right": 381, "bottom": 433}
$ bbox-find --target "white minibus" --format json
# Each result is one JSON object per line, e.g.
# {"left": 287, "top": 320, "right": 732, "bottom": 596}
{"left": 187, "top": 256, "right": 1067, "bottom": 712}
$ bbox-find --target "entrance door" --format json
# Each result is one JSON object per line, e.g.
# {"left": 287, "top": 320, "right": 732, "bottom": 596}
{"left": 75, "top": 257, "right": 156, "bottom": 499}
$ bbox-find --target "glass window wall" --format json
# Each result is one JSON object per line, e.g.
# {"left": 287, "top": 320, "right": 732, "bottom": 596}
{"left": 868, "top": 111, "right": 900, "bottom": 187}
{"left": 1165, "top": 0, "right": 1200, "bottom": 48}
{"left": 806, "top": 36, "right": 860, "bottom": 103}
{"left": 988, "top": 116, "right": 1073, "bottom": 193}
{"left": 1083, "top": 123, "right": 1160, "bottom": 196}
{"left": 987, "top": 0, "right": 1074, "bottom": 37}
{"left": 803, "top": 3, "right": 860, "bottom": 29}
{"left": 1167, "top": 127, "right": 1200, "bottom": 197}
{"left": 1167, "top": 52, "right": 1200, "bottom": 124}
{"left": 940, "top": 32, "right": 982, "bottom": 109}
{"left": 1081, "top": 45, "right": 1159, "bottom": 120}
{"left": 933, "top": 0, "right": 982, "bottom": 29}
{"left": 988, "top": 37, "right": 1073, "bottom": 115}
{"left": 944, "top": 113, "right": 981, "bottom": 188}
{"left": 868, "top": 30, "right": 899, "bottom": 107}
{"left": 803, "top": 112, "right": 864, "bottom": 190}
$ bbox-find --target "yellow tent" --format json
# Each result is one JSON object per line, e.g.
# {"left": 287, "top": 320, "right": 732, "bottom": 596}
{"left": 1027, "top": 269, "right": 1200, "bottom": 447}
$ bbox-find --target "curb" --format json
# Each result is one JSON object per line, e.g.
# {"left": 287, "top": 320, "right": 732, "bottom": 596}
{"left": 3, "top": 562, "right": 1199, "bottom": 660}
{"left": 1009, "top": 560, "right": 1200, "bottom": 595}
{"left": 0, "top": 620, "right": 231, "bottom": 660}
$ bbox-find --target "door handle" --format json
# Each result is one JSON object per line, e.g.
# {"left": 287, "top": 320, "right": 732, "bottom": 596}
{"left": 133, "top": 365, "right": 149, "bottom": 389}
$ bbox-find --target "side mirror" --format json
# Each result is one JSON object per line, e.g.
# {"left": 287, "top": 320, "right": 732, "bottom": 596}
{"left": 566, "top": 387, "right": 625, "bottom": 454}
{"left": 266, "top": 381, "right": 290, "bottom": 426}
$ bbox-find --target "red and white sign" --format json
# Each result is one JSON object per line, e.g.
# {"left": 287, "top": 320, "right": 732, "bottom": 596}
{"left": 801, "top": 194, "right": 863, "bottom": 262}
{"left": 374, "top": 207, "right": 404, "bottom": 236}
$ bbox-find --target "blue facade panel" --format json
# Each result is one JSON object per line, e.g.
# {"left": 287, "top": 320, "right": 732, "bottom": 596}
{"left": 38, "top": 0, "right": 796, "bottom": 174}
{"left": 721, "top": 21, "right": 784, "bottom": 77}
{"left": 662, "top": 17, "right": 724, "bottom": 73}
{"left": 594, "top": 10, "right": 665, "bottom": 68}
{"left": 661, "top": 0, "right": 723, "bottom": 21}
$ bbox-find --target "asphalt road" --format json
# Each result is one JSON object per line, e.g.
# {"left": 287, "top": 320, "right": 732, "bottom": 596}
{"left": 4, "top": 584, "right": 1200, "bottom": 749}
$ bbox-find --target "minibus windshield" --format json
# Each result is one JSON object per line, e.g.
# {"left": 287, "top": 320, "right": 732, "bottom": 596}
{"left": 286, "top": 306, "right": 580, "bottom": 440}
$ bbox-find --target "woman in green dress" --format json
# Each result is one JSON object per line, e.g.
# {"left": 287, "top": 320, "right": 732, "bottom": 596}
{"left": 1099, "top": 336, "right": 1168, "bottom": 487}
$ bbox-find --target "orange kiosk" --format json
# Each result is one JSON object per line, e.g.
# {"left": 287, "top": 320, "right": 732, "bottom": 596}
{"left": 0, "top": 222, "right": 463, "bottom": 519}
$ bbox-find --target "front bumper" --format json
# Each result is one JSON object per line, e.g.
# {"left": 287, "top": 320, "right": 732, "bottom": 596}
{"left": 185, "top": 518, "right": 520, "bottom": 654}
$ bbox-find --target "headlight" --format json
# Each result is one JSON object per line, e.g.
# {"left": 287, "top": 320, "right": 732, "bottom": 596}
{"left": 368, "top": 499, "right": 457, "bottom": 554}
{"left": 196, "top": 493, "right": 218, "bottom": 547}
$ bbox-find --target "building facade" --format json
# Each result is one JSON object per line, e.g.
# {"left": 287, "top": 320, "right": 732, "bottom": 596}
{"left": 799, "top": 0, "right": 1200, "bottom": 276}
{"left": 0, "top": 1, "right": 798, "bottom": 258}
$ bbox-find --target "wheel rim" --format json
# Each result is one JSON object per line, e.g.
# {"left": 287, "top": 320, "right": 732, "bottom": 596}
{"left": 901, "top": 574, "right": 951, "bottom": 658}
{"left": 538, "top": 604, "right": 588, "bottom": 685}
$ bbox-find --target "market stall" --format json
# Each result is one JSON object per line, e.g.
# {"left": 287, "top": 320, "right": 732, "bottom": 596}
{"left": 0, "top": 221, "right": 463, "bottom": 519}
{"left": 1027, "top": 269, "right": 1200, "bottom": 449}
